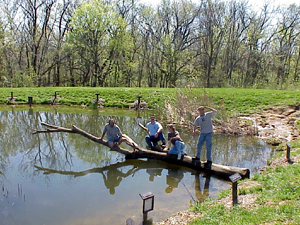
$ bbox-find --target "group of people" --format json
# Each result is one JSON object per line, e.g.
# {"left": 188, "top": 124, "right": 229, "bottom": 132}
{"left": 99, "top": 106, "right": 217, "bottom": 168}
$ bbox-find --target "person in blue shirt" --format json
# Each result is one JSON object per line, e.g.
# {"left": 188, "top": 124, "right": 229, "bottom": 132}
{"left": 145, "top": 116, "right": 166, "bottom": 150}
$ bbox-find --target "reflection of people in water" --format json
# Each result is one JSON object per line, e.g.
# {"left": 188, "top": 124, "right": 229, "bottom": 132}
{"left": 165, "top": 168, "right": 184, "bottom": 194}
{"left": 101, "top": 166, "right": 137, "bottom": 195}
{"left": 194, "top": 173, "right": 210, "bottom": 202}
{"left": 146, "top": 168, "right": 163, "bottom": 182}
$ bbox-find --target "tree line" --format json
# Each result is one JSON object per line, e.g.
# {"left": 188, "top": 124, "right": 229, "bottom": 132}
{"left": 0, "top": 0, "right": 299, "bottom": 88}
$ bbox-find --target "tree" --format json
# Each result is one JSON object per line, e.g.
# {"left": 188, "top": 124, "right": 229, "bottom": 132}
{"left": 18, "top": 0, "right": 57, "bottom": 86}
{"left": 137, "top": 0, "right": 200, "bottom": 87}
{"left": 221, "top": 0, "right": 250, "bottom": 86}
{"left": 273, "top": 4, "right": 300, "bottom": 85}
{"left": 66, "top": 0, "right": 132, "bottom": 87}
{"left": 242, "top": 3, "right": 272, "bottom": 87}
{"left": 196, "top": 0, "right": 226, "bottom": 88}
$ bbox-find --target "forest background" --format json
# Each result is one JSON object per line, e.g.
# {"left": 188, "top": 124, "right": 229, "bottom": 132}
{"left": 0, "top": 0, "right": 300, "bottom": 89}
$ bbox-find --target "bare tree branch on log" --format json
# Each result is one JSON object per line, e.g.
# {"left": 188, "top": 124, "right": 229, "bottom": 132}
{"left": 33, "top": 122, "right": 250, "bottom": 179}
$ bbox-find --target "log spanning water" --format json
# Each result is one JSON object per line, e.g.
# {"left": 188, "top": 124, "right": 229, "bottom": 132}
{"left": 33, "top": 122, "right": 250, "bottom": 180}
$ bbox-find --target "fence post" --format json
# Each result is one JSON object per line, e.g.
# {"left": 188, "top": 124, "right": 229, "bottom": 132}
{"left": 95, "top": 93, "right": 99, "bottom": 104}
{"left": 229, "top": 173, "right": 242, "bottom": 206}
{"left": 28, "top": 97, "right": 33, "bottom": 107}
{"left": 136, "top": 96, "right": 141, "bottom": 110}
{"left": 286, "top": 143, "right": 291, "bottom": 163}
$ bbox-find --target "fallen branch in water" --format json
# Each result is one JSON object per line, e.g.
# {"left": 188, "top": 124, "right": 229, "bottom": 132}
{"left": 33, "top": 122, "right": 250, "bottom": 180}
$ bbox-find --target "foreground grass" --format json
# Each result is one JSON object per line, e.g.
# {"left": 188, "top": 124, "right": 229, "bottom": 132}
{"left": 0, "top": 87, "right": 299, "bottom": 115}
{"left": 189, "top": 141, "right": 300, "bottom": 225}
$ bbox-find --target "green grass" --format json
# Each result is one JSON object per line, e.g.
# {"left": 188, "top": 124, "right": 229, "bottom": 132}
{"left": 0, "top": 87, "right": 299, "bottom": 115}
{"left": 0, "top": 87, "right": 175, "bottom": 109}
{"left": 189, "top": 145, "right": 300, "bottom": 225}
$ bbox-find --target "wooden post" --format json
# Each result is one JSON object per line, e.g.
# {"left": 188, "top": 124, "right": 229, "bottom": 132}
{"left": 51, "top": 92, "right": 57, "bottom": 105}
{"left": 95, "top": 93, "right": 100, "bottom": 104}
{"left": 286, "top": 143, "right": 291, "bottom": 163}
{"left": 137, "top": 96, "right": 141, "bottom": 109}
{"left": 11, "top": 92, "right": 13, "bottom": 100}
{"left": 143, "top": 213, "right": 148, "bottom": 223}
{"left": 229, "top": 173, "right": 242, "bottom": 206}
{"left": 232, "top": 182, "right": 238, "bottom": 205}
{"left": 28, "top": 97, "right": 33, "bottom": 107}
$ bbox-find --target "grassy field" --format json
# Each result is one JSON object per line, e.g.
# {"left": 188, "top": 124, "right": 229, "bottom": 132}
{"left": 0, "top": 87, "right": 299, "bottom": 115}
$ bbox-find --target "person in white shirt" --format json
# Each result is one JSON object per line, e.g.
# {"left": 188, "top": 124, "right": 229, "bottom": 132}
{"left": 145, "top": 116, "right": 166, "bottom": 150}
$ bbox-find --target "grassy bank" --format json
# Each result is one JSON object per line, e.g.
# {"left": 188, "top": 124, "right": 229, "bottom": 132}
{"left": 188, "top": 140, "right": 300, "bottom": 225}
{"left": 0, "top": 87, "right": 174, "bottom": 108}
{"left": 0, "top": 87, "right": 299, "bottom": 115}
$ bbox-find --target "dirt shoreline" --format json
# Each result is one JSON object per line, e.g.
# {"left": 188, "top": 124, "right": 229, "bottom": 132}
{"left": 216, "top": 105, "right": 300, "bottom": 143}
{"left": 156, "top": 105, "right": 300, "bottom": 225}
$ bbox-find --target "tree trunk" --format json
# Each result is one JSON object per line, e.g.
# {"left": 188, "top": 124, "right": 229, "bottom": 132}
{"left": 33, "top": 122, "right": 250, "bottom": 180}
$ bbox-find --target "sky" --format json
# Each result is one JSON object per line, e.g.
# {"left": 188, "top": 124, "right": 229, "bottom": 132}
{"left": 139, "top": 0, "right": 299, "bottom": 9}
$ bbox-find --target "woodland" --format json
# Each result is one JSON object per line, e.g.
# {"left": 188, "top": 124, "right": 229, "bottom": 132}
{"left": 0, "top": 0, "right": 299, "bottom": 88}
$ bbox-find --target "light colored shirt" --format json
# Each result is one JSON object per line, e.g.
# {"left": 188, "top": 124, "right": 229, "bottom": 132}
{"left": 103, "top": 124, "right": 122, "bottom": 140}
{"left": 194, "top": 111, "right": 216, "bottom": 133}
{"left": 146, "top": 121, "right": 162, "bottom": 136}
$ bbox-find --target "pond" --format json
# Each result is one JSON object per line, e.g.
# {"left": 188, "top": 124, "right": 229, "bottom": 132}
{"left": 0, "top": 105, "right": 274, "bottom": 225}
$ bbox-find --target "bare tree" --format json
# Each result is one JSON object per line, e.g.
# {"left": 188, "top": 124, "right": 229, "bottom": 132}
{"left": 274, "top": 4, "right": 300, "bottom": 85}
{"left": 196, "top": 0, "right": 226, "bottom": 88}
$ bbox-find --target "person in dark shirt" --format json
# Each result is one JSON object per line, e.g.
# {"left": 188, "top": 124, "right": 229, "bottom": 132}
{"left": 165, "top": 124, "right": 187, "bottom": 160}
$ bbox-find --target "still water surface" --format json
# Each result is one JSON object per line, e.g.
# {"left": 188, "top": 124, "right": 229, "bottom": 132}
{"left": 0, "top": 106, "right": 274, "bottom": 225}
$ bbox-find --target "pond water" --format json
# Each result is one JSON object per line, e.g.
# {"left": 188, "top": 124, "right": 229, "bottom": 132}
{"left": 0, "top": 106, "right": 274, "bottom": 225}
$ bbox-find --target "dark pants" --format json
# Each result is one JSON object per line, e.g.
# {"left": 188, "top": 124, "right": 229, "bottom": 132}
{"left": 145, "top": 132, "right": 165, "bottom": 148}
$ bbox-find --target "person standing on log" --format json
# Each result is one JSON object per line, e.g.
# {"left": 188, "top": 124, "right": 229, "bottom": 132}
{"left": 100, "top": 118, "right": 125, "bottom": 147}
{"left": 165, "top": 124, "right": 187, "bottom": 160}
{"left": 145, "top": 116, "right": 166, "bottom": 150}
{"left": 193, "top": 106, "right": 217, "bottom": 169}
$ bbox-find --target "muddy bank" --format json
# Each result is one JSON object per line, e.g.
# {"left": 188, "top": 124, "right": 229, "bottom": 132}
{"left": 215, "top": 105, "right": 300, "bottom": 144}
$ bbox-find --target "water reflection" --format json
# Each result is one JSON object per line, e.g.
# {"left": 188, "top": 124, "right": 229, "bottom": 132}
{"left": 0, "top": 106, "right": 274, "bottom": 225}
{"left": 165, "top": 168, "right": 184, "bottom": 194}
{"left": 194, "top": 173, "right": 210, "bottom": 202}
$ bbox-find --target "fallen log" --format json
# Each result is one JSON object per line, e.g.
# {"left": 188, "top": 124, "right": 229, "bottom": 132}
{"left": 33, "top": 122, "right": 250, "bottom": 180}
